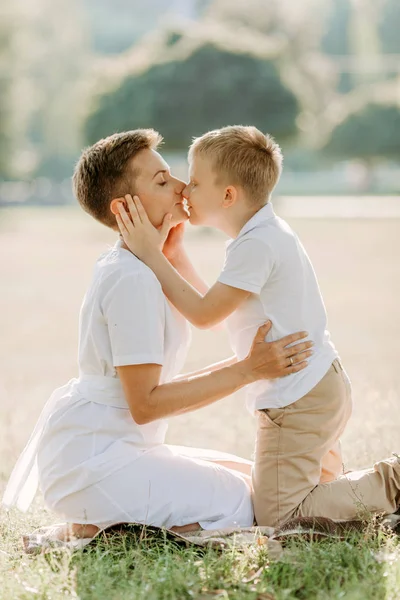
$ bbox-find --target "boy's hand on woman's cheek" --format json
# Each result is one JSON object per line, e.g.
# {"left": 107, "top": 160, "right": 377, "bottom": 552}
{"left": 115, "top": 194, "right": 172, "bottom": 262}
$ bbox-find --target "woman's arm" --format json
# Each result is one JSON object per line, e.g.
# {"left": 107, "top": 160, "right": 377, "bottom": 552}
{"left": 172, "top": 355, "right": 238, "bottom": 383}
{"left": 117, "top": 323, "right": 313, "bottom": 425}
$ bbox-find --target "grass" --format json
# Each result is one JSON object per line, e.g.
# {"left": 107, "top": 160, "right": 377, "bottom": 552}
{"left": 2, "top": 507, "right": 400, "bottom": 599}
{"left": 1, "top": 205, "right": 400, "bottom": 599}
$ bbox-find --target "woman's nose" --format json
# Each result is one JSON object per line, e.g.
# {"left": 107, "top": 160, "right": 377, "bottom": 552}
{"left": 174, "top": 178, "right": 188, "bottom": 197}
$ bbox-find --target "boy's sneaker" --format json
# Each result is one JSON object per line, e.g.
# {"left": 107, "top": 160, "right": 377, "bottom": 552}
{"left": 393, "top": 453, "right": 400, "bottom": 515}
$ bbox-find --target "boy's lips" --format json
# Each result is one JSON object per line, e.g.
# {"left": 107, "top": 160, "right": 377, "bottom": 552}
{"left": 173, "top": 200, "right": 191, "bottom": 218}
{"left": 179, "top": 199, "right": 192, "bottom": 215}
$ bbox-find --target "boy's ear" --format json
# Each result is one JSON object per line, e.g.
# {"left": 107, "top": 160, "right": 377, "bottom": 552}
{"left": 222, "top": 186, "right": 237, "bottom": 209}
{"left": 110, "top": 197, "right": 126, "bottom": 215}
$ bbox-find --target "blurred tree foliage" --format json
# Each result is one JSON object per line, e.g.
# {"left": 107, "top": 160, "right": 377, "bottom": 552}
{"left": 23, "top": 0, "right": 90, "bottom": 179}
{"left": 0, "top": 7, "right": 15, "bottom": 177}
{"left": 321, "top": 0, "right": 352, "bottom": 55}
{"left": 204, "top": 0, "right": 278, "bottom": 35}
{"left": 379, "top": 0, "right": 400, "bottom": 53}
{"left": 0, "top": 0, "right": 90, "bottom": 179}
{"left": 83, "top": 0, "right": 201, "bottom": 54}
{"left": 85, "top": 44, "right": 299, "bottom": 149}
{"left": 324, "top": 104, "right": 400, "bottom": 162}
{"left": 1, "top": 0, "right": 399, "bottom": 181}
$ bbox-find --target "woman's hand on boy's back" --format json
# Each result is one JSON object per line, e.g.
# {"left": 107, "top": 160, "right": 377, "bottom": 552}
{"left": 243, "top": 321, "right": 313, "bottom": 382}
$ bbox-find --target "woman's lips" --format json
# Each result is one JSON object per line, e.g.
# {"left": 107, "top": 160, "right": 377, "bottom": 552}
{"left": 177, "top": 199, "right": 191, "bottom": 215}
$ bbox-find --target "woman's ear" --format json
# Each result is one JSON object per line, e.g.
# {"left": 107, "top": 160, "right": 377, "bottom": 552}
{"left": 222, "top": 186, "right": 237, "bottom": 209}
{"left": 110, "top": 197, "right": 126, "bottom": 215}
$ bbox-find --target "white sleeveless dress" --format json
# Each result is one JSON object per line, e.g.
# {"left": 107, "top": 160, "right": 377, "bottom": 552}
{"left": 3, "top": 241, "right": 253, "bottom": 530}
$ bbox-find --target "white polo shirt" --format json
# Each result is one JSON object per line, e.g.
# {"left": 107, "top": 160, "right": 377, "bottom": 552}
{"left": 79, "top": 240, "right": 191, "bottom": 384}
{"left": 218, "top": 203, "right": 338, "bottom": 412}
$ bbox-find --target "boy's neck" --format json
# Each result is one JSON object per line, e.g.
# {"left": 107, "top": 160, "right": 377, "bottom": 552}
{"left": 217, "top": 202, "right": 267, "bottom": 238}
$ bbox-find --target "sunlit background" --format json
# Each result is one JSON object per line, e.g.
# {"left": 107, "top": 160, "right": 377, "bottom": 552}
{"left": 1, "top": 0, "right": 400, "bottom": 482}
{"left": 1, "top": 0, "right": 399, "bottom": 199}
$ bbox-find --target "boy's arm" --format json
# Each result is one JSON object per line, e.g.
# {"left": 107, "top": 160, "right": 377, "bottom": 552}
{"left": 165, "top": 233, "right": 227, "bottom": 331}
{"left": 169, "top": 247, "right": 209, "bottom": 296}
{"left": 162, "top": 223, "right": 209, "bottom": 295}
{"left": 116, "top": 196, "right": 249, "bottom": 328}
{"left": 142, "top": 250, "right": 249, "bottom": 329}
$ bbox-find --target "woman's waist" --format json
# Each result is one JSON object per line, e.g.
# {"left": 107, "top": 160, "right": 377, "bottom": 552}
{"left": 75, "top": 373, "right": 127, "bottom": 408}
{"left": 41, "top": 376, "right": 169, "bottom": 438}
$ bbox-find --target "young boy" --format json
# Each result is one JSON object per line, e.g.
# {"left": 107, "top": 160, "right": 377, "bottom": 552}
{"left": 116, "top": 125, "right": 353, "bottom": 527}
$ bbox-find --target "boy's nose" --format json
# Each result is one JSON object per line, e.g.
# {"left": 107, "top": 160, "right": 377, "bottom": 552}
{"left": 182, "top": 183, "right": 190, "bottom": 199}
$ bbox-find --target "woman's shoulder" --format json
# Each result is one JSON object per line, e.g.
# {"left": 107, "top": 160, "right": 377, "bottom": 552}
{"left": 95, "top": 243, "right": 161, "bottom": 290}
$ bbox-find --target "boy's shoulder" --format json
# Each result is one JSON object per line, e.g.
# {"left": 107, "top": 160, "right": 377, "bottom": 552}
{"left": 231, "top": 208, "right": 294, "bottom": 251}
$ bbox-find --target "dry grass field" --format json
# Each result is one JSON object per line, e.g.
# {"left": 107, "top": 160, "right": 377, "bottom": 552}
{"left": 1, "top": 206, "right": 400, "bottom": 599}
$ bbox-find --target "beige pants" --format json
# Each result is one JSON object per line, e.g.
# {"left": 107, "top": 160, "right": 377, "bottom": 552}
{"left": 253, "top": 360, "right": 353, "bottom": 526}
{"left": 253, "top": 361, "right": 400, "bottom": 526}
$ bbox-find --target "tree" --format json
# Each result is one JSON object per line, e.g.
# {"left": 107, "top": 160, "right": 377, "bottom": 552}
{"left": 321, "top": 0, "right": 352, "bottom": 56}
{"left": 204, "top": 0, "right": 278, "bottom": 35}
{"left": 0, "top": 0, "right": 91, "bottom": 180}
{"left": 324, "top": 103, "right": 400, "bottom": 162}
{"left": 82, "top": 0, "right": 204, "bottom": 54}
{"left": 0, "top": 6, "right": 15, "bottom": 177}
{"left": 85, "top": 43, "right": 299, "bottom": 150}
{"left": 380, "top": 0, "right": 400, "bottom": 53}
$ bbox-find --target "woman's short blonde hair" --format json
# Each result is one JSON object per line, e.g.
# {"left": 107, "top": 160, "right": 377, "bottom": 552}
{"left": 189, "top": 125, "right": 283, "bottom": 205}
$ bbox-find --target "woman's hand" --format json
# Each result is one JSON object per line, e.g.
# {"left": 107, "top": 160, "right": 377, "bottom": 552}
{"left": 243, "top": 321, "right": 313, "bottom": 382}
{"left": 116, "top": 194, "right": 172, "bottom": 260}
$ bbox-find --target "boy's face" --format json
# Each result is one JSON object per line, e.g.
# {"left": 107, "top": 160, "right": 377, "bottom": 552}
{"left": 126, "top": 149, "right": 188, "bottom": 228}
{"left": 183, "top": 155, "right": 226, "bottom": 226}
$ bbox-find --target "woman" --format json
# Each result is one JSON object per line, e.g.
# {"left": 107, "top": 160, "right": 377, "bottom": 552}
{"left": 3, "top": 130, "right": 310, "bottom": 537}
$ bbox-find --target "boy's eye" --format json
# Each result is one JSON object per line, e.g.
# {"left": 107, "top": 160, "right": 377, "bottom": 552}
{"left": 158, "top": 181, "right": 167, "bottom": 186}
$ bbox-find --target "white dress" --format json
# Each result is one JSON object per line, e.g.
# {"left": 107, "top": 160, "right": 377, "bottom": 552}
{"left": 3, "top": 241, "right": 253, "bottom": 530}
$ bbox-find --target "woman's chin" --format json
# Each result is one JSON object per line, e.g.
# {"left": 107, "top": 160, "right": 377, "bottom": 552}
{"left": 170, "top": 204, "right": 189, "bottom": 225}
{"left": 171, "top": 213, "right": 189, "bottom": 226}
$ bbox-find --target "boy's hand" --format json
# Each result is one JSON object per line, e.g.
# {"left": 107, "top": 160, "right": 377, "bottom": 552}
{"left": 116, "top": 194, "right": 172, "bottom": 260}
{"left": 244, "top": 322, "right": 313, "bottom": 381}
{"left": 162, "top": 223, "right": 186, "bottom": 263}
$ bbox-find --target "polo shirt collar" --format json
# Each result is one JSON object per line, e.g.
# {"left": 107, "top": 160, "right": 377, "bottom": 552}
{"left": 236, "top": 202, "right": 275, "bottom": 238}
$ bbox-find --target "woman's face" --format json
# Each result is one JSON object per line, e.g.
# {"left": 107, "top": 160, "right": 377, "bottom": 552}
{"left": 128, "top": 149, "right": 188, "bottom": 227}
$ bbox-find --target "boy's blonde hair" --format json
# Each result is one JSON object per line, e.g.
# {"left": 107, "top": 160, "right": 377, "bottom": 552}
{"left": 189, "top": 125, "right": 282, "bottom": 205}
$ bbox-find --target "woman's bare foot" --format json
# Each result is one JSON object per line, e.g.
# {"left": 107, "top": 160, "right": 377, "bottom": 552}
{"left": 48, "top": 522, "right": 99, "bottom": 541}
{"left": 48, "top": 521, "right": 201, "bottom": 541}
{"left": 170, "top": 522, "right": 201, "bottom": 534}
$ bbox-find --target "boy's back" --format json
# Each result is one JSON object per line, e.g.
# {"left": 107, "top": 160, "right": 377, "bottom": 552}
{"left": 218, "top": 202, "right": 338, "bottom": 412}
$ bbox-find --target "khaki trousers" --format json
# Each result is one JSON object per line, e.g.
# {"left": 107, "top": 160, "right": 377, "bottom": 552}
{"left": 252, "top": 360, "right": 353, "bottom": 526}
{"left": 253, "top": 361, "right": 400, "bottom": 526}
